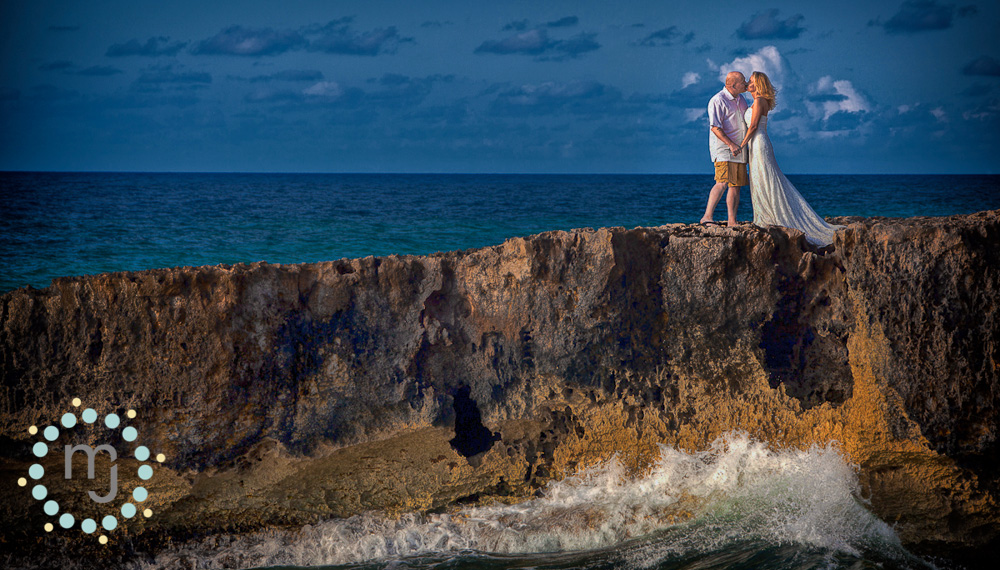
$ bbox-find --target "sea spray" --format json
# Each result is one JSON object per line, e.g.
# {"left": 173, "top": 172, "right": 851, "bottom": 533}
{"left": 135, "top": 433, "right": 932, "bottom": 570}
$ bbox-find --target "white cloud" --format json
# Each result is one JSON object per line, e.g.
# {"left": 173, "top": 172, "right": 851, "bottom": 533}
{"left": 717, "top": 45, "right": 787, "bottom": 90}
{"left": 703, "top": 48, "right": 880, "bottom": 144}
{"left": 815, "top": 129, "right": 852, "bottom": 139}
{"left": 684, "top": 108, "right": 706, "bottom": 123}
{"left": 304, "top": 81, "right": 342, "bottom": 97}
{"left": 807, "top": 76, "right": 870, "bottom": 120}
{"left": 963, "top": 99, "right": 1000, "bottom": 122}
{"left": 682, "top": 72, "right": 700, "bottom": 89}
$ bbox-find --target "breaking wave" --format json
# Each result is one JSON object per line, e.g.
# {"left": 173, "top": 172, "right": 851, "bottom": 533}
{"left": 136, "top": 432, "right": 933, "bottom": 570}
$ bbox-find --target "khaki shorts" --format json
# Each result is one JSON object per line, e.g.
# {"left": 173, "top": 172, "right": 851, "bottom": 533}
{"left": 714, "top": 161, "right": 748, "bottom": 187}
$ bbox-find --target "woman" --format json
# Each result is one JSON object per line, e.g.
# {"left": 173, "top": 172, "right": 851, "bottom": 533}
{"left": 739, "top": 71, "right": 842, "bottom": 247}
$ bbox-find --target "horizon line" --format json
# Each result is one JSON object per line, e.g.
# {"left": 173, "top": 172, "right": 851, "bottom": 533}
{"left": 2, "top": 170, "right": 997, "bottom": 176}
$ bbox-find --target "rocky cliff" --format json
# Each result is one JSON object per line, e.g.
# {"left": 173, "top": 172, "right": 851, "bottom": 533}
{"left": 1, "top": 211, "right": 998, "bottom": 567}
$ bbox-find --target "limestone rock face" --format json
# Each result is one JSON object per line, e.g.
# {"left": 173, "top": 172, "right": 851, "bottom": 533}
{"left": 1, "top": 211, "right": 997, "bottom": 567}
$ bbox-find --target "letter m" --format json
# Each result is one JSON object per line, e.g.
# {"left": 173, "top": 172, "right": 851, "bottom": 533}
{"left": 65, "top": 444, "right": 118, "bottom": 503}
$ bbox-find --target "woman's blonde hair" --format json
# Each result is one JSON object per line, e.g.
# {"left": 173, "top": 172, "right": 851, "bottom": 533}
{"left": 751, "top": 71, "right": 777, "bottom": 110}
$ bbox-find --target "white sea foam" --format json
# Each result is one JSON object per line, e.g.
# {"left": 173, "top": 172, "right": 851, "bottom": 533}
{"left": 136, "top": 432, "right": 908, "bottom": 570}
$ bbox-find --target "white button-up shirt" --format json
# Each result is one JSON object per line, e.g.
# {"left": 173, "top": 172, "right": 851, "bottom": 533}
{"left": 708, "top": 87, "right": 749, "bottom": 163}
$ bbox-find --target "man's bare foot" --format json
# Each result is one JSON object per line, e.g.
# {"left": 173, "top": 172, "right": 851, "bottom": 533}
{"left": 727, "top": 220, "right": 738, "bottom": 227}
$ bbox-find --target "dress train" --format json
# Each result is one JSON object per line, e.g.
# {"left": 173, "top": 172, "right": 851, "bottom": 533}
{"left": 745, "top": 108, "right": 842, "bottom": 247}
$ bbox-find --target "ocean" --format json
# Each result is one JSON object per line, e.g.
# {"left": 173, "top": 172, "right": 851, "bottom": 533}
{"left": 3, "top": 172, "right": 998, "bottom": 570}
{"left": 2, "top": 172, "right": 999, "bottom": 294}
{"left": 139, "top": 434, "right": 937, "bottom": 570}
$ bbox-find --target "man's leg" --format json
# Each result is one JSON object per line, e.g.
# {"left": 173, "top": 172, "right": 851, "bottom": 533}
{"left": 726, "top": 185, "right": 740, "bottom": 227}
{"left": 700, "top": 182, "right": 727, "bottom": 224}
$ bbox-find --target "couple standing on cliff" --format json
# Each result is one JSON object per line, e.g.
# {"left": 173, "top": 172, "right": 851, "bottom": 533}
{"left": 699, "top": 71, "right": 841, "bottom": 247}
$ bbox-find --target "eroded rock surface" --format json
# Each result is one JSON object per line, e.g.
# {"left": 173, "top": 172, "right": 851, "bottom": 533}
{"left": 1, "top": 211, "right": 997, "bottom": 567}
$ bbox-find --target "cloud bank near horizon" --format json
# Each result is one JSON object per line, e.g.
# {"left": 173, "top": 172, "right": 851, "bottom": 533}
{"left": 1, "top": 2, "right": 996, "bottom": 173}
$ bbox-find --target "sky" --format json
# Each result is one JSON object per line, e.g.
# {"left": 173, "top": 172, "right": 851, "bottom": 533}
{"left": 1, "top": 0, "right": 998, "bottom": 174}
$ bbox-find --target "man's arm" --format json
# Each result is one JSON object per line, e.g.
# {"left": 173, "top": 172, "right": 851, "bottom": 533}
{"left": 711, "top": 126, "right": 741, "bottom": 157}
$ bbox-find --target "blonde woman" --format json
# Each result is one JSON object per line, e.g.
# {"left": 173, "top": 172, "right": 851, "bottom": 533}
{"left": 739, "top": 71, "right": 842, "bottom": 247}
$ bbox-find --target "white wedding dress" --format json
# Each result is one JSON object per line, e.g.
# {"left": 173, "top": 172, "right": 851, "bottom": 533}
{"left": 745, "top": 107, "right": 842, "bottom": 247}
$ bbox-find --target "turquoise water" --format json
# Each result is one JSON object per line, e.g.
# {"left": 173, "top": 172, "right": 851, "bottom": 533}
{"left": 4, "top": 174, "right": 984, "bottom": 568}
{"left": 2, "top": 172, "right": 999, "bottom": 293}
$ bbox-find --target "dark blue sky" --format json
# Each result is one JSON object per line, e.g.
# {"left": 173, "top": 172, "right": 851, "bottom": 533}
{"left": 1, "top": 0, "right": 997, "bottom": 173}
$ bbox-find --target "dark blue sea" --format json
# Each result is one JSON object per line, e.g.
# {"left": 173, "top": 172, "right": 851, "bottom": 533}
{"left": 2, "top": 173, "right": 997, "bottom": 570}
{"left": 2, "top": 172, "right": 999, "bottom": 294}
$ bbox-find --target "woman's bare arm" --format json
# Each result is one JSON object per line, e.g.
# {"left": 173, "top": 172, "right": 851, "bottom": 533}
{"left": 739, "top": 99, "right": 769, "bottom": 149}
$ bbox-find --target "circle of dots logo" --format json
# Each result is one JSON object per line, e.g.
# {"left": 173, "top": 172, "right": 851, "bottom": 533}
{"left": 17, "top": 397, "right": 166, "bottom": 545}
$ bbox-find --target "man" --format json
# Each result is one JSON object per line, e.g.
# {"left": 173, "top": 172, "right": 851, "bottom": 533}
{"left": 700, "top": 71, "right": 749, "bottom": 228}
